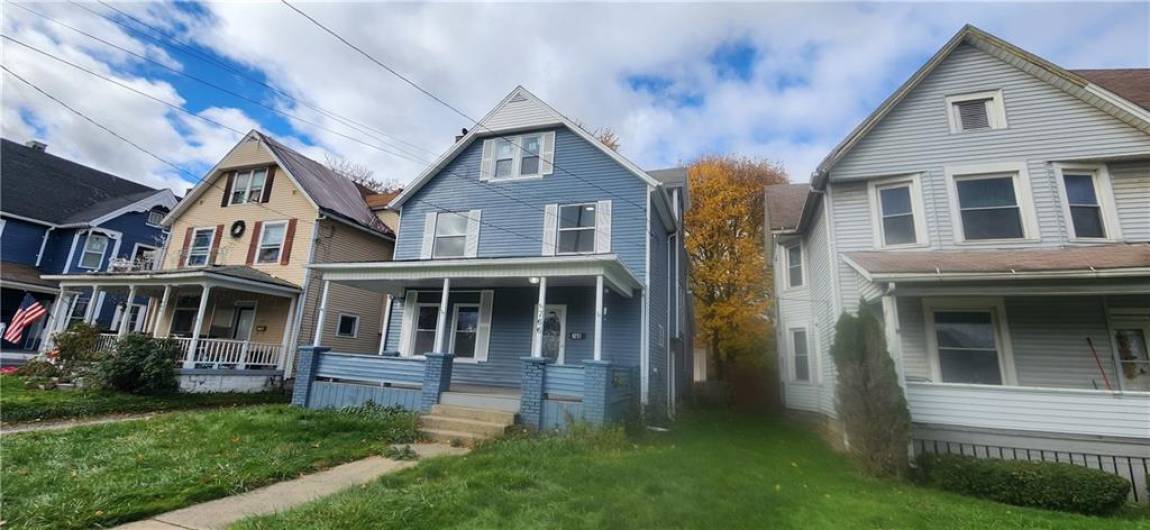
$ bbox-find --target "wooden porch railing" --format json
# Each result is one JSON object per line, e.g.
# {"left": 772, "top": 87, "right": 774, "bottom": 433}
{"left": 171, "top": 337, "right": 286, "bottom": 370}
{"left": 96, "top": 333, "right": 118, "bottom": 354}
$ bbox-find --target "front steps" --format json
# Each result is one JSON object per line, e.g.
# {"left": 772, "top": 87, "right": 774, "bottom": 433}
{"left": 420, "top": 404, "right": 516, "bottom": 446}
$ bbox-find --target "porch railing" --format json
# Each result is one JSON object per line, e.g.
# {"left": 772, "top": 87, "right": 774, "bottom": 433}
{"left": 313, "top": 351, "right": 425, "bottom": 387}
{"left": 96, "top": 333, "right": 118, "bottom": 353}
{"left": 543, "top": 364, "right": 584, "bottom": 398}
{"left": 171, "top": 337, "right": 286, "bottom": 370}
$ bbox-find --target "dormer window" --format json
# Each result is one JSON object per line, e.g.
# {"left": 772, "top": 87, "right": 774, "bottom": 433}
{"left": 946, "top": 90, "right": 1006, "bottom": 133}
{"left": 229, "top": 168, "right": 267, "bottom": 205}
{"left": 481, "top": 131, "right": 555, "bottom": 181}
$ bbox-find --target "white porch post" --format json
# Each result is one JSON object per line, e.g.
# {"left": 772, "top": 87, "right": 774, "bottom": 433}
{"left": 279, "top": 294, "right": 297, "bottom": 370}
{"left": 83, "top": 285, "right": 100, "bottom": 323}
{"left": 153, "top": 285, "right": 172, "bottom": 337}
{"left": 593, "top": 275, "right": 604, "bottom": 361}
{"left": 881, "top": 294, "right": 906, "bottom": 392}
{"left": 39, "top": 286, "right": 69, "bottom": 352}
{"left": 185, "top": 284, "right": 211, "bottom": 369}
{"left": 313, "top": 280, "right": 331, "bottom": 346}
{"left": 377, "top": 294, "right": 393, "bottom": 355}
{"left": 433, "top": 278, "right": 451, "bottom": 353}
{"left": 531, "top": 277, "right": 548, "bottom": 357}
{"left": 118, "top": 286, "right": 137, "bottom": 337}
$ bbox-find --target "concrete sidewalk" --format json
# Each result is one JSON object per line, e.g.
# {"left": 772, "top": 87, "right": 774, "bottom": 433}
{"left": 116, "top": 443, "right": 468, "bottom": 530}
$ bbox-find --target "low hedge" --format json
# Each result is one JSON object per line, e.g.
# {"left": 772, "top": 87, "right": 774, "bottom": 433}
{"left": 915, "top": 452, "right": 1130, "bottom": 515}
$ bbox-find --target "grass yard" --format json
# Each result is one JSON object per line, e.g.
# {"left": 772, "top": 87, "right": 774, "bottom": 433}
{"left": 1, "top": 404, "right": 420, "bottom": 529}
{"left": 238, "top": 412, "right": 1148, "bottom": 530}
{"left": 0, "top": 375, "right": 287, "bottom": 423}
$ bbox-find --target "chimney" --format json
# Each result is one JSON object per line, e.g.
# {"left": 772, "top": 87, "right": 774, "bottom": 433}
{"left": 25, "top": 140, "right": 47, "bottom": 152}
{"left": 454, "top": 128, "right": 468, "bottom": 142}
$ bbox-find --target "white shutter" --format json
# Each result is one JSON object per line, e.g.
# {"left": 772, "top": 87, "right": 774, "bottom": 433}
{"left": 420, "top": 212, "right": 437, "bottom": 259}
{"left": 464, "top": 209, "right": 481, "bottom": 258}
{"left": 541, "top": 204, "right": 558, "bottom": 256}
{"left": 475, "top": 290, "right": 494, "bottom": 362}
{"left": 595, "top": 200, "right": 612, "bottom": 253}
{"left": 479, "top": 139, "right": 495, "bottom": 181}
{"left": 540, "top": 131, "right": 555, "bottom": 175}
{"left": 397, "top": 293, "right": 418, "bottom": 356}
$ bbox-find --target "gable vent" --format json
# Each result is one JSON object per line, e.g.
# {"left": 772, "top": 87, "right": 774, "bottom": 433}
{"left": 956, "top": 99, "right": 991, "bottom": 130}
{"left": 509, "top": 92, "right": 528, "bottom": 103}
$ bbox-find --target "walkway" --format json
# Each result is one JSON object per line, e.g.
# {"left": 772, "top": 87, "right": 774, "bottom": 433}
{"left": 115, "top": 443, "right": 468, "bottom": 529}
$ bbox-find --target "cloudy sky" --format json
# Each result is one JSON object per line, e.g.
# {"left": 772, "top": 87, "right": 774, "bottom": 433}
{"left": 2, "top": 1, "right": 1147, "bottom": 193}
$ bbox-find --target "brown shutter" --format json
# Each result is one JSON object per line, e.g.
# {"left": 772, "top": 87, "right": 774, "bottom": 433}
{"left": 220, "top": 172, "right": 235, "bottom": 207}
{"left": 245, "top": 221, "right": 263, "bottom": 265}
{"left": 208, "top": 224, "right": 224, "bottom": 265}
{"left": 280, "top": 218, "right": 297, "bottom": 265}
{"left": 261, "top": 166, "right": 276, "bottom": 203}
{"left": 178, "top": 226, "right": 193, "bottom": 267}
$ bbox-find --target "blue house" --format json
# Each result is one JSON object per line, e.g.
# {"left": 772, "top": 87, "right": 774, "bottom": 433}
{"left": 0, "top": 139, "right": 177, "bottom": 352}
{"left": 293, "top": 87, "right": 692, "bottom": 435}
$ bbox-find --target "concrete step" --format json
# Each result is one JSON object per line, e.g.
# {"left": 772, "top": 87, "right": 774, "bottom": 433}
{"left": 420, "top": 415, "right": 510, "bottom": 437}
{"left": 430, "top": 404, "right": 517, "bottom": 425}
{"left": 422, "top": 428, "right": 486, "bottom": 446}
{"left": 440, "top": 392, "right": 520, "bottom": 413}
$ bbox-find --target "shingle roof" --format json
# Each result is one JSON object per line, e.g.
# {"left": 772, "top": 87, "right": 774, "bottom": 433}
{"left": 1071, "top": 69, "right": 1150, "bottom": 112}
{"left": 1, "top": 261, "right": 58, "bottom": 289}
{"left": 764, "top": 184, "right": 809, "bottom": 231}
{"left": 63, "top": 265, "right": 300, "bottom": 289}
{"left": 1, "top": 139, "right": 157, "bottom": 225}
{"left": 847, "top": 244, "right": 1150, "bottom": 277}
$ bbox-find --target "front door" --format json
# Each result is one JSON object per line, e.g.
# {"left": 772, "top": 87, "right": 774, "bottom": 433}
{"left": 232, "top": 305, "right": 256, "bottom": 341}
{"left": 1112, "top": 312, "right": 1150, "bottom": 391}
{"left": 540, "top": 304, "right": 566, "bottom": 364}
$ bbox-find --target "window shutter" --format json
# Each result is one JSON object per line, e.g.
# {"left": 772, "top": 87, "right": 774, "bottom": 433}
{"left": 464, "top": 209, "right": 481, "bottom": 258}
{"left": 280, "top": 219, "right": 297, "bottom": 265}
{"left": 957, "top": 100, "right": 990, "bottom": 130}
{"left": 541, "top": 204, "right": 558, "bottom": 256}
{"left": 261, "top": 166, "right": 276, "bottom": 203}
{"left": 245, "top": 221, "right": 263, "bottom": 265}
{"left": 479, "top": 139, "right": 495, "bottom": 181}
{"left": 540, "top": 131, "right": 555, "bottom": 175}
{"left": 475, "top": 290, "right": 494, "bottom": 362}
{"left": 178, "top": 226, "right": 193, "bottom": 267}
{"left": 595, "top": 200, "right": 612, "bottom": 253}
{"left": 397, "top": 292, "right": 417, "bottom": 356}
{"left": 208, "top": 224, "right": 223, "bottom": 265}
{"left": 220, "top": 172, "right": 235, "bottom": 207}
{"left": 420, "top": 212, "right": 437, "bottom": 259}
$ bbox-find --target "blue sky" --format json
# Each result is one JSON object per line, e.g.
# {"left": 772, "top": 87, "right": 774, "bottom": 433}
{"left": 2, "top": 2, "right": 1147, "bottom": 192}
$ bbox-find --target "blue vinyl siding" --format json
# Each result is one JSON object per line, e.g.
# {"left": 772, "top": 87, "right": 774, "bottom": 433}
{"left": 647, "top": 201, "right": 670, "bottom": 415}
{"left": 0, "top": 218, "right": 48, "bottom": 266}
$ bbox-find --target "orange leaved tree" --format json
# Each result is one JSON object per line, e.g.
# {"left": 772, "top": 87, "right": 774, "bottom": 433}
{"left": 685, "top": 155, "right": 788, "bottom": 385}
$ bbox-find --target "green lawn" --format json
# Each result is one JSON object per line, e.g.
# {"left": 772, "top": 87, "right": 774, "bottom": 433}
{"left": 1, "top": 404, "right": 420, "bottom": 529}
{"left": 238, "top": 412, "right": 1147, "bottom": 530}
{"left": 0, "top": 375, "right": 287, "bottom": 423}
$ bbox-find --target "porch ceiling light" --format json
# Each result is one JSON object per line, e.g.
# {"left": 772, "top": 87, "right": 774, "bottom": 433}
{"left": 528, "top": 277, "right": 540, "bottom": 284}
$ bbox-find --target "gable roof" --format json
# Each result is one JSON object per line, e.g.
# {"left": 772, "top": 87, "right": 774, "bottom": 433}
{"left": 812, "top": 25, "right": 1150, "bottom": 189}
{"left": 1071, "top": 69, "right": 1150, "bottom": 112}
{"left": 0, "top": 138, "right": 168, "bottom": 226}
{"left": 763, "top": 184, "right": 810, "bottom": 231}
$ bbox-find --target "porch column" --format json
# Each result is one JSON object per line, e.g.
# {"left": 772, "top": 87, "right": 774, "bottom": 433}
{"left": 39, "top": 286, "right": 69, "bottom": 352}
{"left": 313, "top": 280, "right": 331, "bottom": 346}
{"left": 279, "top": 294, "right": 298, "bottom": 370}
{"left": 593, "top": 275, "right": 604, "bottom": 361}
{"left": 377, "top": 294, "right": 393, "bottom": 355}
{"left": 83, "top": 285, "right": 100, "bottom": 324}
{"left": 185, "top": 285, "right": 211, "bottom": 369}
{"left": 531, "top": 277, "right": 548, "bottom": 357}
{"left": 117, "top": 285, "right": 137, "bottom": 337}
{"left": 880, "top": 294, "right": 907, "bottom": 392}
{"left": 153, "top": 285, "right": 172, "bottom": 337}
{"left": 433, "top": 278, "right": 451, "bottom": 353}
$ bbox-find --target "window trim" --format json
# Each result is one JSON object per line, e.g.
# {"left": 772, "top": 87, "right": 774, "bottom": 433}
{"left": 255, "top": 220, "right": 289, "bottom": 265}
{"left": 335, "top": 312, "right": 360, "bottom": 338}
{"left": 945, "top": 90, "right": 1007, "bottom": 133}
{"left": 944, "top": 162, "right": 1039, "bottom": 244}
{"left": 555, "top": 202, "right": 598, "bottom": 256}
{"left": 410, "top": 302, "right": 441, "bottom": 358}
{"left": 431, "top": 212, "right": 469, "bottom": 259}
{"left": 145, "top": 209, "right": 166, "bottom": 228}
{"left": 867, "top": 174, "right": 928, "bottom": 249}
{"left": 788, "top": 326, "right": 814, "bottom": 384}
{"left": 1053, "top": 163, "right": 1123, "bottom": 242}
{"left": 79, "top": 232, "right": 110, "bottom": 270}
{"left": 448, "top": 303, "right": 482, "bottom": 363}
{"left": 227, "top": 168, "right": 268, "bottom": 205}
{"left": 922, "top": 297, "right": 1017, "bottom": 386}
{"left": 489, "top": 134, "right": 545, "bottom": 182}
{"left": 185, "top": 226, "right": 217, "bottom": 268}
{"left": 783, "top": 241, "right": 805, "bottom": 290}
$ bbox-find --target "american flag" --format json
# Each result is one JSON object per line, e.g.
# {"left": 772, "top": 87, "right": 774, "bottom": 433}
{"left": 3, "top": 293, "right": 47, "bottom": 344}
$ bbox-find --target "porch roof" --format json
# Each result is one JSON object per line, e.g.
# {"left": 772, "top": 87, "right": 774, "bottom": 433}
{"left": 1, "top": 261, "right": 58, "bottom": 293}
{"left": 42, "top": 265, "right": 300, "bottom": 296}
{"left": 845, "top": 243, "right": 1150, "bottom": 282}
{"left": 311, "top": 254, "right": 643, "bottom": 297}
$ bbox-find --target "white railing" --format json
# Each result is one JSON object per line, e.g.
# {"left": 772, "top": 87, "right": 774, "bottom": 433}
{"left": 96, "top": 333, "right": 118, "bottom": 353}
{"left": 170, "top": 337, "right": 285, "bottom": 370}
{"left": 906, "top": 382, "right": 1150, "bottom": 439}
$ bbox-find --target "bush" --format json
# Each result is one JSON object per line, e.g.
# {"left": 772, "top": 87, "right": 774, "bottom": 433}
{"left": 94, "top": 334, "right": 180, "bottom": 395}
{"left": 47, "top": 322, "right": 102, "bottom": 378}
{"left": 14, "top": 358, "right": 60, "bottom": 378}
{"left": 915, "top": 452, "right": 1131, "bottom": 515}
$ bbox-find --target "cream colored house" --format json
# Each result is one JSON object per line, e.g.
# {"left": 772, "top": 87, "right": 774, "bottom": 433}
{"left": 45, "top": 131, "right": 395, "bottom": 390}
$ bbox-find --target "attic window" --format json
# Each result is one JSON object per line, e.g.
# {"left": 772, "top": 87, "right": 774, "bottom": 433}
{"left": 946, "top": 90, "right": 1006, "bottom": 133}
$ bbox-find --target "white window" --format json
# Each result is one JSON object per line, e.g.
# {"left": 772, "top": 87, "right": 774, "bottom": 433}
{"left": 256, "top": 221, "right": 287, "bottom": 264}
{"left": 229, "top": 168, "right": 267, "bottom": 205}
{"left": 1055, "top": 164, "right": 1120, "bottom": 241}
{"left": 791, "top": 328, "right": 810, "bottom": 382}
{"left": 557, "top": 203, "right": 597, "bottom": 254}
{"left": 785, "top": 242, "right": 803, "bottom": 288}
{"left": 413, "top": 304, "right": 440, "bottom": 355}
{"left": 946, "top": 163, "right": 1037, "bottom": 243}
{"left": 449, "top": 304, "right": 480, "bottom": 359}
{"left": 483, "top": 132, "right": 551, "bottom": 181}
{"left": 336, "top": 313, "right": 359, "bottom": 338}
{"left": 432, "top": 212, "right": 468, "bottom": 258}
{"left": 146, "top": 209, "right": 166, "bottom": 227}
{"left": 924, "top": 299, "right": 1015, "bottom": 386}
{"left": 80, "top": 233, "right": 109, "bottom": 269}
{"left": 946, "top": 90, "right": 1006, "bottom": 133}
{"left": 869, "top": 175, "right": 927, "bottom": 248}
{"left": 186, "top": 227, "right": 215, "bottom": 267}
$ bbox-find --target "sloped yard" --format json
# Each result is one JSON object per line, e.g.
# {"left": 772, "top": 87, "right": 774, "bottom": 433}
{"left": 237, "top": 412, "right": 1147, "bottom": 529}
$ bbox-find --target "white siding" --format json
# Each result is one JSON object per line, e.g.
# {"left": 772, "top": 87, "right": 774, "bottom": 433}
{"left": 896, "top": 296, "right": 931, "bottom": 381}
{"left": 1109, "top": 161, "right": 1150, "bottom": 242}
